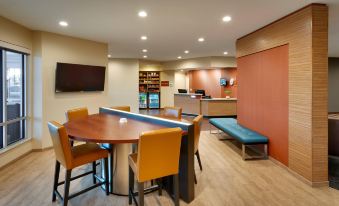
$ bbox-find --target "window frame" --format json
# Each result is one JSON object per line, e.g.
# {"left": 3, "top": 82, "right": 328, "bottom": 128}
{"left": 0, "top": 48, "right": 28, "bottom": 150}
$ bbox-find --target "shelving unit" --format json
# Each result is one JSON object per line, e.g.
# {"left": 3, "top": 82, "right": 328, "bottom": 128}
{"left": 139, "top": 71, "right": 160, "bottom": 109}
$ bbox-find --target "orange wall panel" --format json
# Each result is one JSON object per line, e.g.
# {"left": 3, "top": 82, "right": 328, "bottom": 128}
{"left": 237, "top": 45, "right": 289, "bottom": 165}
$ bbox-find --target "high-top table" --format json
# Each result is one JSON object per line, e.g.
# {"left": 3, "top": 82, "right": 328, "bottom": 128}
{"left": 63, "top": 107, "right": 195, "bottom": 203}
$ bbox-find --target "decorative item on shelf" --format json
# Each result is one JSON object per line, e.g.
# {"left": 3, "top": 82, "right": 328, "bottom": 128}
{"left": 229, "top": 78, "right": 235, "bottom": 86}
{"left": 224, "top": 89, "right": 232, "bottom": 98}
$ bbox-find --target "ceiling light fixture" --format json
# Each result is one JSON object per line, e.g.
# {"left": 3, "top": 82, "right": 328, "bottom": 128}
{"left": 107, "top": 54, "right": 111, "bottom": 58}
{"left": 142, "top": 49, "right": 148, "bottom": 53}
{"left": 222, "top": 16, "right": 232, "bottom": 22}
{"left": 184, "top": 50, "right": 189, "bottom": 54}
{"left": 177, "top": 56, "right": 182, "bottom": 59}
{"left": 143, "top": 55, "right": 148, "bottom": 58}
{"left": 223, "top": 51, "right": 228, "bottom": 55}
{"left": 59, "top": 21, "right": 68, "bottom": 27}
{"left": 198, "top": 37, "right": 205, "bottom": 42}
{"left": 141, "top": 36, "right": 148, "bottom": 40}
{"left": 180, "top": 69, "right": 184, "bottom": 72}
{"left": 138, "top": 11, "right": 148, "bottom": 18}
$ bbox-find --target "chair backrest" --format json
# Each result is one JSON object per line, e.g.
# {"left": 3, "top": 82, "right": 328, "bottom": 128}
{"left": 163, "top": 107, "right": 182, "bottom": 119}
{"left": 110, "top": 106, "right": 130, "bottom": 112}
{"left": 48, "top": 121, "right": 73, "bottom": 169}
{"left": 65, "top": 107, "right": 89, "bottom": 121}
{"left": 193, "top": 115, "right": 203, "bottom": 153}
{"left": 137, "top": 127, "right": 182, "bottom": 182}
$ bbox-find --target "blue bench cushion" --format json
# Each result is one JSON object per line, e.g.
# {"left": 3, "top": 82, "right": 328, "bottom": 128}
{"left": 209, "top": 118, "right": 268, "bottom": 144}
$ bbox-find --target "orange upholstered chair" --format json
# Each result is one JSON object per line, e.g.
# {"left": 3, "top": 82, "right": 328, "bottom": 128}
{"left": 163, "top": 106, "right": 182, "bottom": 119}
{"left": 65, "top": 107, "right": 89, "bottom": 121}
{"left": 128, "top": 127, "right": 182, "bottom": 206}
{"left": 48, "top": 121, "right": 109, "bottom": 206}
{"left": 193, "top": 115, "right": 203, "bottom": 184}
{"left": 110, "top": 105, "right": 131, "bottom": 112}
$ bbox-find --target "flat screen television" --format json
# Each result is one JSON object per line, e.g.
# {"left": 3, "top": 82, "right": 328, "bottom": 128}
{"left": 195, "top": 89, "right": 206, "bottom": 96}
{"left": 55, "top": 63, "right": 106, "bottom": 93}
{"left": 220, "top": 78, "right": 227, "bottom": 86}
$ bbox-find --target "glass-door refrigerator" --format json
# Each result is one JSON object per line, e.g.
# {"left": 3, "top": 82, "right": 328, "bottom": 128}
{"left": 148, "top": 92, "right": 160, "bottom": 109}
{"left": 139, "top": 92, "right": 148, "bottom": 109}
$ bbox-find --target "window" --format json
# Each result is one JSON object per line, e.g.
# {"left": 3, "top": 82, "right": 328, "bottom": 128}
{"left": 0, "top": 49, "right": 27, "bottom": 149}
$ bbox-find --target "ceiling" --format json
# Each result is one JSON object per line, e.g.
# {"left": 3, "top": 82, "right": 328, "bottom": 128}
{"left": 0, "top": 0, "right": 338, "bottom": 61}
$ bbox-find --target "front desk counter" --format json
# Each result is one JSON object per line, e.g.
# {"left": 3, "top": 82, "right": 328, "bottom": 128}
{"left": 174, "top": 93, "right": 237, "bottom": 117}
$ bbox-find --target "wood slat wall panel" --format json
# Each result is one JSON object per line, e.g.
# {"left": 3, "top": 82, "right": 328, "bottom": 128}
{"left": 236, "top": 4, "right": 328, "bottom": 183}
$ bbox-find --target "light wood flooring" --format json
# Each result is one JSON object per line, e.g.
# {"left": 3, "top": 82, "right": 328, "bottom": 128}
{"left": 1, "top": 131, "right": 339, "bottom": 206}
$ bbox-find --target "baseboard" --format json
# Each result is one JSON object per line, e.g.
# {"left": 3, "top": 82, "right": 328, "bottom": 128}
{"left": 269, "top": 156, "right": 329, "bottom": 187}
{"left": 31, "top": 146, "right": 53, "bottom": 152}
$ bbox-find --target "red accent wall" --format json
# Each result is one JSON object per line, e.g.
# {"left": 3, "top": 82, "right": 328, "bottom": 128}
{"left": 188, "top": 68, "right": 237, "bottom": 98}
{"left": 237, "top": 45, "right": 289, "bottom": 165}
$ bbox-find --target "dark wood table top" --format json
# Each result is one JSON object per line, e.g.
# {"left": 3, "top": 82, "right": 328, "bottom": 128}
{"left": 64, "top": 113, "right": 190, "bottom": 144}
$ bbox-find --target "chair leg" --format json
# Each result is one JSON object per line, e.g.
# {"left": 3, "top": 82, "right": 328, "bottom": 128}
{"left": 195, "top": 150, "right": 203, "bottom": 171}
{"left": 70, "top": 140, "right": 74, "bottom": 147}
{"left": 92, "top": 161, "right": 97, "bottom": 184}
{"left": 104, "top": 158, "right": 109, "bottom": 196}
{"left": 63, "top": 169, "right": 72, "bottom": 206}
{"left": 52, "top": 161, "right": 60, "bottom": 202}
{"left": 173, "top": 174, "right": 180, "bottom": 206}
{"left": 194, "top": 171, "right": 197, "bottom": 184}
{"left": 157, "top": 178, "right": 162, "bottom": 196}
{"left": 138, "top": 182, "right": 144, "bottom": 206}
{"left": 128, "top": 166, "right": 134, "bottom": 205}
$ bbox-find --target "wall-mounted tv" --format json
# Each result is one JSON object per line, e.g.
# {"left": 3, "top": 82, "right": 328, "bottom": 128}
{"left": 55, "top": 62, "right": 106, "bottom": 93}
{"left": 220, "top": 78, "right": 227, "bottom": 86}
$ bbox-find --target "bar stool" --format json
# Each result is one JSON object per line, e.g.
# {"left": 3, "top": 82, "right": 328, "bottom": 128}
{"left": 163, "top": 106, "right": 182, "bottom": 119}
{"left": 110, "top": 105, "right": 131, "bottom": 112}
{"left": 193, "top": 115, "right": 203, "bottom": 184}
{"left": 48, "top": 121, "right": 109, "bottom": 206}
{"left": 128, "top": 127, "right": 182, "bottom": 206}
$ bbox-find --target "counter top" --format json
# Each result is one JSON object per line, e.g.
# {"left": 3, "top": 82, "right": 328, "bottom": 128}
{"left": 174, "top": 93, "right": 203, "bottom": 96}
{"left": 201, "top": 98, "right": 237, "bottom": 101}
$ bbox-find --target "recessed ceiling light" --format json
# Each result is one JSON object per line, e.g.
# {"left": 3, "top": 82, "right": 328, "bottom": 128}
{"left": 141, "top": 36, "right": 148, "bottom": 40}
{"left": 107, "top": 54, "right": 111, "bottom": 58}
{"left": 143, "top": 55, "right": 148, "bottom": 58}
{"left": 222, "top": 16, "right": 232, "bottom": 22}
{"left": 177, "top": 56, "right": 182, "bottom": 59}
{"left": 184, "top": 50, "right": 189, "bottom": 54}
{"left": 138, "top": 11, "right": 148, "bottom": 18}
{"left": 142, "top": 49, "right": 148, "bottom": 53}
{"left": 223, "top": 51, "right": 228, "bottom": 55}
{"left": 180, "top": 69, "right": 184, "bottom": 72}
{"left": 198, "top": 38, "right": 205, "bottom": 42}
{"left": 59, "top": 21, "right": 68, "bottom": 27}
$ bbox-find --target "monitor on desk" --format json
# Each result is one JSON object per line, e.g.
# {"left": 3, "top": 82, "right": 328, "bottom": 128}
{"left": 195, "top": 89, "right": 206, "bottom": 96}
{"left": 178, "top": 89, "right": 188, "bottom": 93}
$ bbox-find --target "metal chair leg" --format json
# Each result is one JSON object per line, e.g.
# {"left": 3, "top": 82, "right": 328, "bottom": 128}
{"left": 138, "top": 182, "right": 144, "bottom": 206}
{"left": 128, "top": 166, "right": 134, "bottom": 205}
{"left": 157, "top": 178, "right": 162, "bottom": 196}
{"left": 63, "top": 170, "right": 72, "bottom": 206}
{"left": 92, "top": 161, "right": 97, "bottom": 184}
{"left": 195, "top": 150, "right": 203, "bottom": 171}
{"left": 173, "top": 174, "right": 180, "bottom": 206}
{"left": 104, "top": 158, "right": 109, "bottom": 196}
{"left": 52, "top": 161, "right": 60, "bottom": 202}
{"left": 242, "top": 144, "right": 246, "bottom": 160}
{"left": 194, "top": 171, "right": 197, "bottom": 184}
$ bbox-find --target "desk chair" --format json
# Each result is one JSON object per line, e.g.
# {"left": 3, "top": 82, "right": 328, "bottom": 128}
{"left": 163, "top": 107, "right": 182, "bottom": 119}
{"left": 48, "top": 121, "right": 109, "bottom": 206}
{"left": 128, "top": 128, "right": 182, "bottom": 206}
{"left": 193, "top": 115, "right": 203, "bottom": 184}
{"left": 110, "top": 105, "right": 131, "bottom": 112}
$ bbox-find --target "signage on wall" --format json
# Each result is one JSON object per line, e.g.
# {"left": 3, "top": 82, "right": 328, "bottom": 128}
{"left": 161, "top": 81, "right": 169, "bottom": 87}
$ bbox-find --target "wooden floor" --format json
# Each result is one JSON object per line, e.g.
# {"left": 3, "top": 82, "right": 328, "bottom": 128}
{"left": 1, "top": 131, "right": 339, "bottom": 206}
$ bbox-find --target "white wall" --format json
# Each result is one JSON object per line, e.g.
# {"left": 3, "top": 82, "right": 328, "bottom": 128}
{"left": 108, "top": 59, "right": 139, "bottom": 113}
{"left": 34, "top": 31, "right": 109, "bottom": 149}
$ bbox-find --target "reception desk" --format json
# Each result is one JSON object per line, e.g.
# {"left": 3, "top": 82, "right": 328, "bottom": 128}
{"left": 174, "top": 93, "right": 237, "bottom": 116}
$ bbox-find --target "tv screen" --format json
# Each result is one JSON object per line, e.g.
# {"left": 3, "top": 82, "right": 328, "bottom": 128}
{"left": 55, "top": 63, "right": 105, "bottom": 92}
{"left": 220, "top": 78, "right": 227, "bottom": 86}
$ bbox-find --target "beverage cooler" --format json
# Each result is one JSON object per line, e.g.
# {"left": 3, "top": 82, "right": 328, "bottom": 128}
{"left": 139, "top": 92, "right": 147, "bottom": 109}
{"left": 139, "top": 92, "right": 160, "bottom": 109}
{"left": 148, "top": 92, "right": 160, "bottom": 109}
